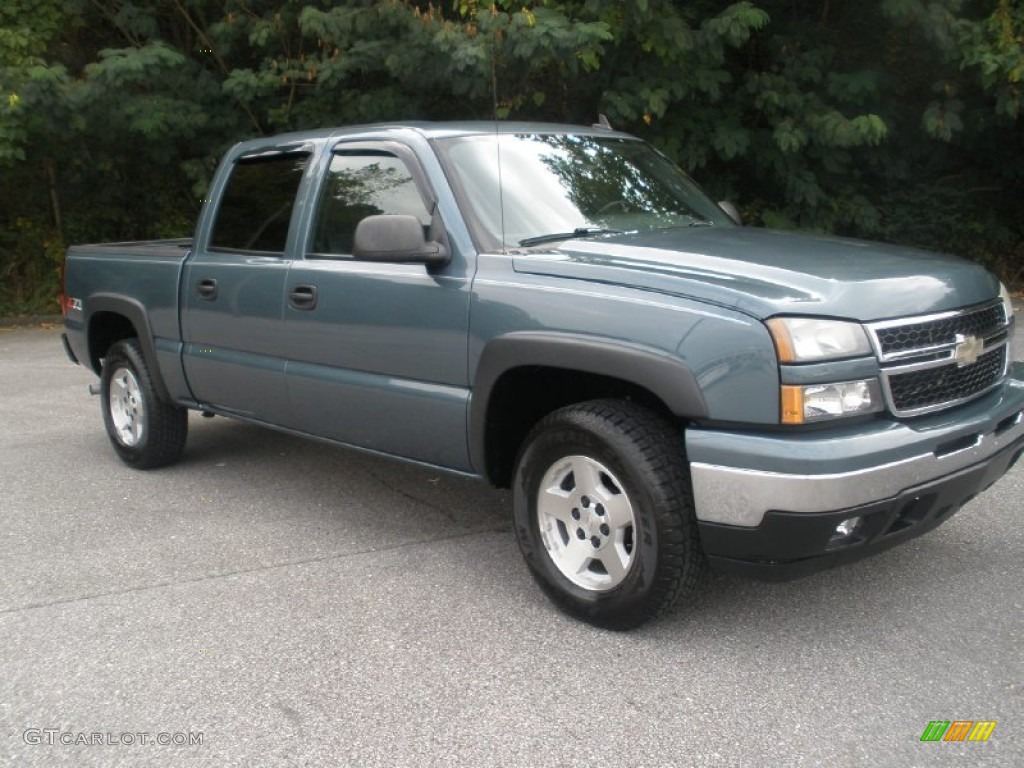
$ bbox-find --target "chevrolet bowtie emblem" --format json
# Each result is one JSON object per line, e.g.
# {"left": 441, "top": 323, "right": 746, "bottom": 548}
{"left": 953, "top": 333, "right": 984, "bottom": 367}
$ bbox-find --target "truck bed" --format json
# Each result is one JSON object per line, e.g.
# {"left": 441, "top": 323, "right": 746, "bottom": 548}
{"left": 63, "top": 239, "right": 194, "bottom": 379}
{"left": 68, "top": 238, "right": 192, "bottom": 260}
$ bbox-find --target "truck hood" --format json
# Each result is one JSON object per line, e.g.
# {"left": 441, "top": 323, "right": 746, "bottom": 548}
{"left": 511, "top": 227, "right": 1000, "bottom": 321}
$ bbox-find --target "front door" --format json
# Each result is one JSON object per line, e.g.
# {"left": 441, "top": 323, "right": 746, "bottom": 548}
{"left": 283, "top": 143, "right": 472, "bottom": 470}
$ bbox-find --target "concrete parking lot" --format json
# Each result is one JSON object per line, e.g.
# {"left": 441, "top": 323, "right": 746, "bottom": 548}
{"left": 1, "top": 320, "right": 1022, "bottom": 767}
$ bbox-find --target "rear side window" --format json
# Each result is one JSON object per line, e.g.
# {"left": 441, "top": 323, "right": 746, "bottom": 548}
{"left": 210, "top": 152, "right": 310, "bottom": 253}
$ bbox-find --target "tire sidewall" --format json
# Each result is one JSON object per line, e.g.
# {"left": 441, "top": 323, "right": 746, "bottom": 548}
{"left": 512, "top": 411, "right": 669, "bottom": 626}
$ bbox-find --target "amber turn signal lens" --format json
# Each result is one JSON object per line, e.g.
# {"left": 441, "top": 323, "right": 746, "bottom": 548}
{"left": 765, "top": 318, "right": 796, "bottom": 363}
{"left": 780, "top": 385, "right": 805, "bottom": 424}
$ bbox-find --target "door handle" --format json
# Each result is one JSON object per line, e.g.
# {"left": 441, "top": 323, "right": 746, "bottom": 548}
{"left": 289, "top": 284, "right": 317, "bottom": 310}
{"left": 196, "top": 278, "right": 218, "bottom": 300}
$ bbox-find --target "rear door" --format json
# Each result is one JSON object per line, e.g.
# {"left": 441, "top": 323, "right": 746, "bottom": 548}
{"left": 283, "top": 141, "right": 473, "bottom": 470}
{"left": 181, "top": 147, "right": 311, "bottom": 422}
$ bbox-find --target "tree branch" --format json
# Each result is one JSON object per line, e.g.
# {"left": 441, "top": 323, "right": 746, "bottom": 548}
{"left": 169, "top": 0, "right": 265, "bottom": 134}
{"left": 89, "top": 0, "right": 142, "bottom": 48}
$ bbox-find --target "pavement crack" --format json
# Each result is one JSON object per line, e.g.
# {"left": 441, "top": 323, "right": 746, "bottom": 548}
{"left": 0, "top": 526, "right": 509, "bottom": 616}
{"left": 355, "top": 465, "right": 461, "bottom": 523}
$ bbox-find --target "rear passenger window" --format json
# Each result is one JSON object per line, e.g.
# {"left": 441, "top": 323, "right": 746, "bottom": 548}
{"left": 311, "top": 152, "right": 431, "bottom": 255}
{"left": 210, "top": 152, "right": 310, "bottom": 253}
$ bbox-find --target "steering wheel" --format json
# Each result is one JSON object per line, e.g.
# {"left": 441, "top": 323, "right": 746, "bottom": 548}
{"left": 595, "top": 199, "right": 629, "bottom": 216}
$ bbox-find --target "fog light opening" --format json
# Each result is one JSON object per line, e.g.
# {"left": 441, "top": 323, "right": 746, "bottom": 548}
{"left": 832, "top": 516, "right": 862, "bottom": 540}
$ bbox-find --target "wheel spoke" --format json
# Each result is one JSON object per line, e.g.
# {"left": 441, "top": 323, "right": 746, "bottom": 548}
{"left": 558, "top": 544, "right": 592, "bottom": 577}
{"left": 537, "top": 485, "right": 575, "bottom": 528}
{"left": 600, "top": 492, "right": 633, "bottom": 530}
{"left": 600, "top": 546, "right": 629, "bottom": 582}
{"left": 570, "top": 456, "right": 604, "bottom": 495}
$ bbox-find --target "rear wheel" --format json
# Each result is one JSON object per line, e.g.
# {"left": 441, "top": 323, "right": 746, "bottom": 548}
{"left": 512, "top": 400, "right": 704, "bottom": 629}
{"left": 100, "top": 339, "right": 188, "bottom": 468}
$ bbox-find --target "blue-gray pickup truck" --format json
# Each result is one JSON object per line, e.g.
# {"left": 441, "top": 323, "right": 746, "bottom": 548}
{"left": 62, "top": 122, "right": 1024, "bottom": 628}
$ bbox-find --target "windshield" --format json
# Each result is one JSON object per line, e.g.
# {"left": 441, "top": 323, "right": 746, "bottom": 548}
{"left": 435, "top": 133, "right": 733, "bottom": 250}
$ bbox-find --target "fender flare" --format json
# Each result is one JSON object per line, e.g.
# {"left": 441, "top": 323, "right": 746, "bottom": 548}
{"left": 469, "top": 331, "right": 707, "bottom": 476}
{"left": 85, "top": 294, "right": 172, "bottom": 403}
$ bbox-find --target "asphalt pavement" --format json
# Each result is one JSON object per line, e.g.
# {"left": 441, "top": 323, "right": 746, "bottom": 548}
{"left": 1, "top": 319, "right": 1022, "bottom": 767}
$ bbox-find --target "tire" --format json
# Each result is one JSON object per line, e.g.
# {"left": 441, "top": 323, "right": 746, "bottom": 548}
{"left": 100, "top": 338, "right": 188, "bottom": 469}
{"left": 512, "top": 399, "right": 704, "bottom": 629}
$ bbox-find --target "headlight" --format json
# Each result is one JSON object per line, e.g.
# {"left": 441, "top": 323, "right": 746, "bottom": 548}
{"left": 781, "top": 379, "right": 883, "bottom": 424}
{"left": 1000, "top": 283, "right": 1015, "bottom": 326}
{"left": 766, "top": 317, "right": 872, "bottom": 363}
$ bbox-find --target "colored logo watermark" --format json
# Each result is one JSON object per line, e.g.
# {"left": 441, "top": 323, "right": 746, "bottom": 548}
{"left": 920, "top": 720, "right": 997, "bottom": 742}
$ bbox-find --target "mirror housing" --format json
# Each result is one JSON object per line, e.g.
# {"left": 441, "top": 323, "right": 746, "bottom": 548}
{"left": 718, "top": 200, "right": 742, "bottom": 226}
{"left": 353, "top": 214, "right": 449, "bottom": 266}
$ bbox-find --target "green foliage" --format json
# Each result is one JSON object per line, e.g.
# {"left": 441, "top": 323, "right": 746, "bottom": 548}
{"left": 1, "top": 0, "right": 1022, "bottom": 315}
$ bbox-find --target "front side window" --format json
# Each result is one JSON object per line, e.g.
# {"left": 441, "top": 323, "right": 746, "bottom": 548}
{"left": 210, "top": 152, "right": 309, "bottom": 253}
{"left": 436, "top": 133, "right": 732, "bottom": 250}
{"left": 311, "top": 152, "right": 431, "bottom": 255}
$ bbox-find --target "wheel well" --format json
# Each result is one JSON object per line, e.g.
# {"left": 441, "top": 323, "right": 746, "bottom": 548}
{"left": 483, "top": 366, "right": 675, "bottom": 488}
{"left": 88, "top": 312, "right": 138, "bottom": 373}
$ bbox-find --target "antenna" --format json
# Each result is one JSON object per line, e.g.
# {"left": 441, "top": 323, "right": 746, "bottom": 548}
{"left": 593, "top": 114, "right": 613, "bottom": 130}
{"left": 491, "top": 27, "right": 506, "bottom": 252}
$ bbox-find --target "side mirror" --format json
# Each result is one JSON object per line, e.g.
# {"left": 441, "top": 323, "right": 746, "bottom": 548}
{"left": 718, "top": 200, "right": 742, "bottom": 226}
{"left": 353, "top": 214, "right": 449, "bottom": 266}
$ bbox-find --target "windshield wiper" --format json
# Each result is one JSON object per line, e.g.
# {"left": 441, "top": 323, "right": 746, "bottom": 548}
{"left": 518, "top": 227, "right": 622, "bottom": 248}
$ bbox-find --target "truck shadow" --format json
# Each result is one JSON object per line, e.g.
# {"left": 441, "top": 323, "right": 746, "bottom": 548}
{"left": 177, "top": 413, "right": 511, "bottom": 531}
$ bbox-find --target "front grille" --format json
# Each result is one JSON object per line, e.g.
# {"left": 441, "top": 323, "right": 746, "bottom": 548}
{"left": 887, "top": 347, "right": 1006, "bottom": 413}
{"left": 868, "top": 299, "right": 1012, "bottom": 417}
{"left": 875, "top": 304, "right": 1005, "bottom": 356}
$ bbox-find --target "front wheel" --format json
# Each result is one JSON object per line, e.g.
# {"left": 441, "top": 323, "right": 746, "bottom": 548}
{"left": 100, "top": 339, "right": 188, "bottom": 469}
{"left": 512, "top": 400, "right": 704, "bottom": 629}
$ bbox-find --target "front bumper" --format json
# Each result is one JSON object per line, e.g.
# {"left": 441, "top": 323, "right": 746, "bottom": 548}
{"left": 686, "top": 363, "right": 1024, "bottom": 579}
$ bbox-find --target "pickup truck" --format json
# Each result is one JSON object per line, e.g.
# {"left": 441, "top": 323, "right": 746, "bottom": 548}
{"left": 62, "top": 121, "right": 1024, "bottom": 629}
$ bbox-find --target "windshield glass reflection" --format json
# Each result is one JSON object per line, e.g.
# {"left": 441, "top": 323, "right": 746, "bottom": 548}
{"left": 437, "top": 133, "right": 732, "bottom": 250}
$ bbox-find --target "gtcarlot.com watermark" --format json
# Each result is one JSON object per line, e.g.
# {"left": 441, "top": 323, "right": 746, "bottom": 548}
{"left": 24, "top": 728, "right": 203, "bottom": 747}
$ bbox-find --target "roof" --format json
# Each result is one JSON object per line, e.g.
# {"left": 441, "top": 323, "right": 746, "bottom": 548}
{"left": 229, "top": 120, "right": 638, "bottom": 156}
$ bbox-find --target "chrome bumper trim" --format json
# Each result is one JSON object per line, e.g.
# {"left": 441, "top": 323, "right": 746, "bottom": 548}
{"left": 690, "top": 409, "right": 1024, "bottom": 527}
